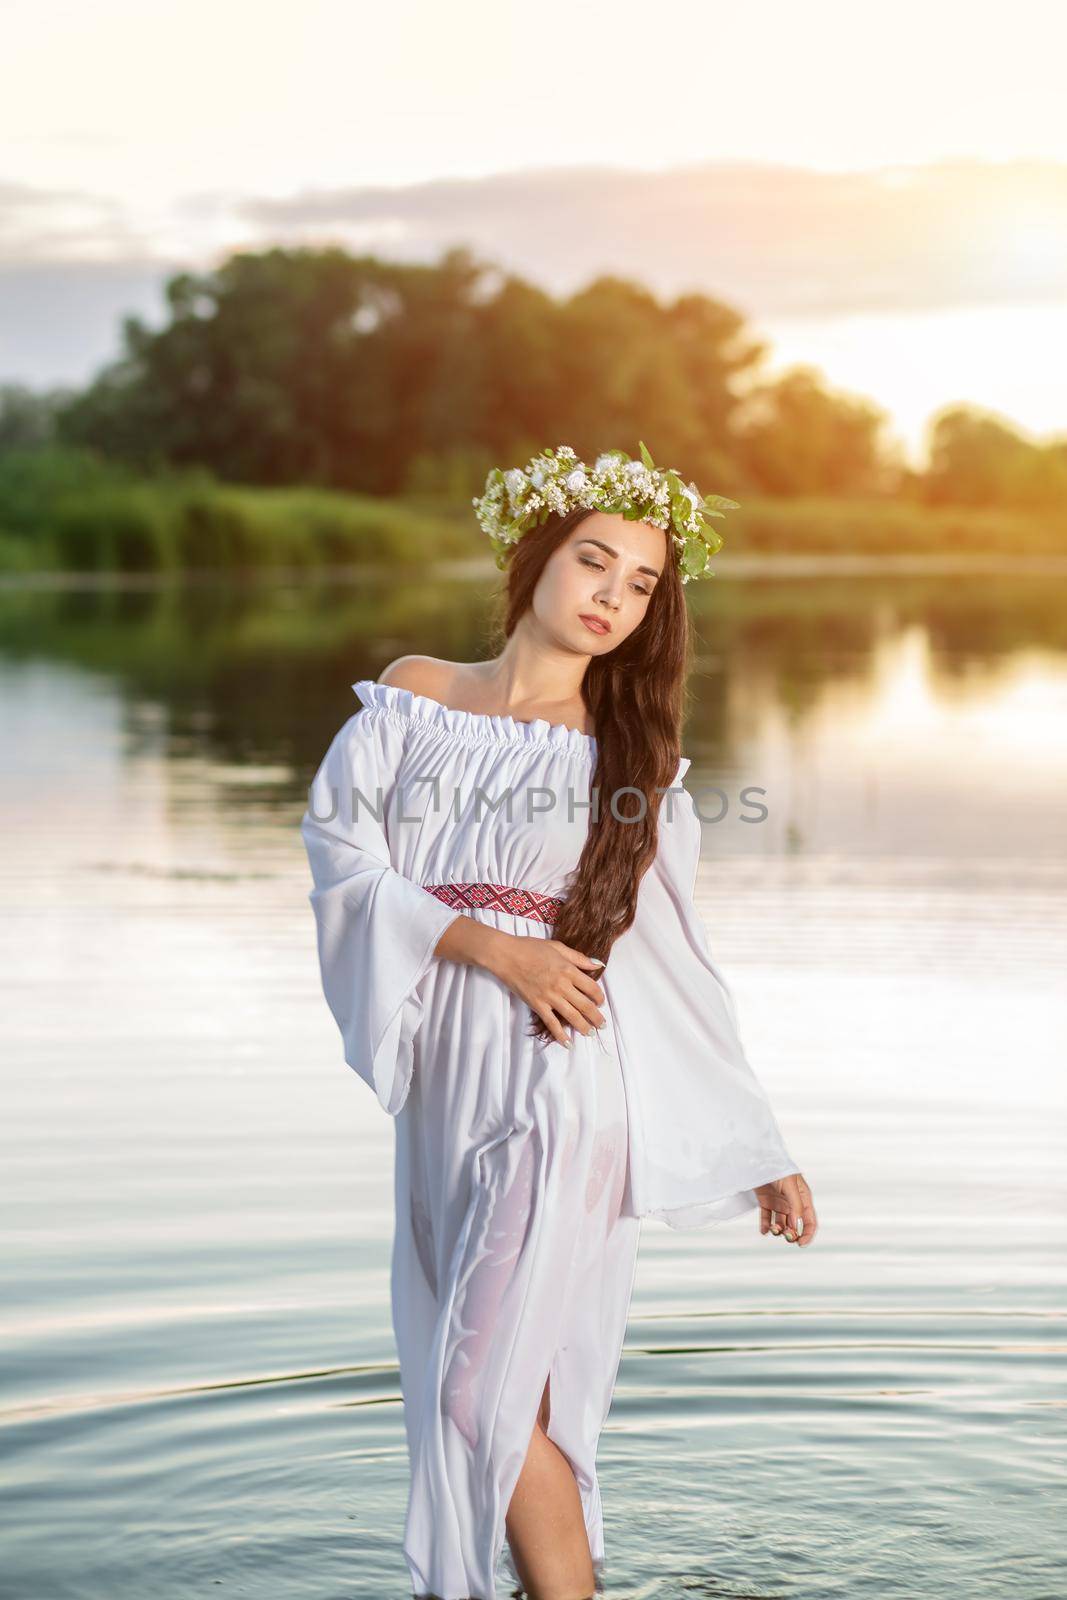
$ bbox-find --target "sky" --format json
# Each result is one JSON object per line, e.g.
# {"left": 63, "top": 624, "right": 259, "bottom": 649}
{"left": 3, "top": 0, "right": 1067, "bottom": 466}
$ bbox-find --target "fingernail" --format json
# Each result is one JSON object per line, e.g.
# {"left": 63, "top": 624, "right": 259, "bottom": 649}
{"left": 785, "top": 1230, "right": 796, "bottom": 1241}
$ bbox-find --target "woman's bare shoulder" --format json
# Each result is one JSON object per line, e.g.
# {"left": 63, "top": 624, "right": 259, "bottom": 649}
{"left": 377, "top": 655, "right": 471, "bottom": 701}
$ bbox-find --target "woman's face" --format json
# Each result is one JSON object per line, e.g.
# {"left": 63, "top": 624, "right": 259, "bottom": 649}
{"left": 533, "top": 512, "right": 668, "bottom": 654}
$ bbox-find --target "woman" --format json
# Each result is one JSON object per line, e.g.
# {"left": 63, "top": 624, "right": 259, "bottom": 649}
{"left": 301, "top": 443, "right": 818, "bottom": 1600}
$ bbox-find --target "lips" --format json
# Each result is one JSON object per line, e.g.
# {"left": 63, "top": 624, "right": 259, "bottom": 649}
{"left": 579, "top": 614, "right": 611, "bottom": 635}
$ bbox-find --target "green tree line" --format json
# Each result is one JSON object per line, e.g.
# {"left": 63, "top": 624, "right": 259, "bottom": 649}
{"left": 2, "top": 241, "right": 1062, "bottom": 509}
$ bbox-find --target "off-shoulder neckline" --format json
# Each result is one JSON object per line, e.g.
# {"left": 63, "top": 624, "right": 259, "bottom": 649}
{"left": 351, "top": 677, "right": 599, "bottom": 756}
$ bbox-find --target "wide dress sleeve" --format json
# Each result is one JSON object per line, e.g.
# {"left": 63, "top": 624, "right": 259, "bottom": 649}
{"left": 600, "top": 760, "right": 801, "bottom": 1230}
{"left": 299, "top": 707, "right": 463, "bottom": 1116}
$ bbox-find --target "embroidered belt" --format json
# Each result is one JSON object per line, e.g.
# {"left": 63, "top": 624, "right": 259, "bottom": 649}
{"left": 422, "top": 881, "right": 566, "bottom": 926}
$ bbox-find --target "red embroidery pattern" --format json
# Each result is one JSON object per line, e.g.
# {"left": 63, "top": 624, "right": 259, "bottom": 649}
{"left": 422, "top": 881, "right": 566, "bottom": 926}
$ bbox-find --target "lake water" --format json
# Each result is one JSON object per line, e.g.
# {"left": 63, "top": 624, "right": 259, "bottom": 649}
{"left": 2, "top": 564, "right": 1065, "bottom": 1599}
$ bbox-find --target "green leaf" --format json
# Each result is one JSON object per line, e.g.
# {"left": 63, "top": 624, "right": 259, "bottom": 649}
{"left": 670, "top": 495, "right": 692, "bottom": 533}
{"left": 682, "top": 538, "right": 709, "bottom": 577}
{"left": 702, "top": 493, "right": 740, "bottom": 512}
{"left": 638, "top": 439, "right": 656, "bottom": 471}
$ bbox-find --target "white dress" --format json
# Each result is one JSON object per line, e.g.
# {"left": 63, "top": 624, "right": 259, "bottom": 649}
{"left": 300, "top": 679, "right": 800, "bottom": 1600}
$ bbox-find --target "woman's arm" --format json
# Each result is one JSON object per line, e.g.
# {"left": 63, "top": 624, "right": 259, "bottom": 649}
{"left": 597, "top": 766, "right": 813, "bottom": 1234}
{"left": 435, "top": 916, "right": 606, "bottom": 1049}
{"left": 300, "top": 707, "right": 464, "bottom": 1115}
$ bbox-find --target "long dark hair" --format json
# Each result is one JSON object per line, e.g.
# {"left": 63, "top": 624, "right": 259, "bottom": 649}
{"left": 487, "top": 506, "right": 693, "bottom": 1043}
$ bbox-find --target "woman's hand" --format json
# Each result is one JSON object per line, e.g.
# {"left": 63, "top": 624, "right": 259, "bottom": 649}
{"left": 755, "top": 1172, "right": 818, "bottom": 1247}
{"left": 490, "top": 933, "right": 606, "bottom": 1048}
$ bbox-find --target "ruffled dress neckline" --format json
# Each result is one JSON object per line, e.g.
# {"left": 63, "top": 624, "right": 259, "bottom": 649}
{"left": 352, "top": 678, "right": 599, "bottom": 759}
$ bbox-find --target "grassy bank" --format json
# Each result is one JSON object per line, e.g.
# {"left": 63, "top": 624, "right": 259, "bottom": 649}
{"left": 732, "top": 494, "right": 1067, "bottom": 556}
{"left": 0, "top": 448, "right": 474, "bottom": 575}
{"left": 1, "top": 447, "right": 1065, "bottom": 575}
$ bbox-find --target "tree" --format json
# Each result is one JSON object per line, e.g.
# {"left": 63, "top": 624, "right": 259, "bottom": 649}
{"left": 733, "top": 366, "right": 890, "bottom": 496}
{"left": 923, "top": 405, "right": 1067, "bottom": 508}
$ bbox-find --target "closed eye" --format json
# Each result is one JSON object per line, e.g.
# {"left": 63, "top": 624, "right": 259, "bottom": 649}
{"left": 578, "top": 554, "right": 653, "bottom": 597}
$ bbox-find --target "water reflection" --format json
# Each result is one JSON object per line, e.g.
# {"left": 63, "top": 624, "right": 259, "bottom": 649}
{"left": 703, "top": 624, "right": 1067, "bottom": 856}
{"left": 1, "top": 568, "right": 1064, "bottom": 1599}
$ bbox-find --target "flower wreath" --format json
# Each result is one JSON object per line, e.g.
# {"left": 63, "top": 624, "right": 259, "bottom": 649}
{"left": 471, "top": 440, "right": 738, "bottom": 583}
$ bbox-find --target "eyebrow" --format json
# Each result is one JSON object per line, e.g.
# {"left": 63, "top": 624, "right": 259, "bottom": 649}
{"left": 577, "top": 537, "right": 662, "bottom": 581}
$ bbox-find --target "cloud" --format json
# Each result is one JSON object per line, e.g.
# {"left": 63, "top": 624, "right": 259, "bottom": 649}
{"left": 0, "top": 179, "right": 138, "bottom": 262}
{"left": 234, "top": 158, "right": 1067, "bottom": 316}
{"left": 2, "top": 158, "right": 1066, "bottom": 387}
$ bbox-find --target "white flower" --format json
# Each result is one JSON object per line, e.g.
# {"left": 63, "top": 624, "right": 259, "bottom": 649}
{"left": 478, "top": 445, "right": 728, "bottom": 582}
